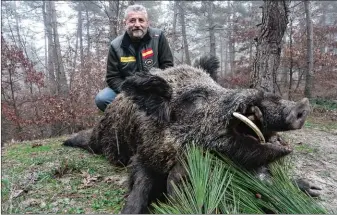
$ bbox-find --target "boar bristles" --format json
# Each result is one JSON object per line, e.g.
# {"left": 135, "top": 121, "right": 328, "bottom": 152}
{"left": 193, "top": 55, "right": 220, "bottom": 81}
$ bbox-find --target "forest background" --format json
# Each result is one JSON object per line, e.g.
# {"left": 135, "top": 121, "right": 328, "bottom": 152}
{"left": 2, "top": 1, "right": 337, "bottom": 143}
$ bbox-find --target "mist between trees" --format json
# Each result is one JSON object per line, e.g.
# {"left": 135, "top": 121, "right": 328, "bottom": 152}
{"left": 1, "top": 1, "right": 337, "bottom": 142}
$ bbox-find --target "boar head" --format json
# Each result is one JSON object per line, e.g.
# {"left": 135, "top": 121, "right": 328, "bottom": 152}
{"left": 121, "top": 65, "right": 310, "bottom": 170}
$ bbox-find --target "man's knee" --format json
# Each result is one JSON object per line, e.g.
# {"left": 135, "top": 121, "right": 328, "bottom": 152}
{"left": 95, "top": 94, "right": 106, "bottom": 112}
{"left": 95, "top": 87, "right": 117, "bottom": 112}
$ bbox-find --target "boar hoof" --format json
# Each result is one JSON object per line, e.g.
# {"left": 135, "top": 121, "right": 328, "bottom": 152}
{"left": 295, "top": 178, "right": 322, "bottom": 197}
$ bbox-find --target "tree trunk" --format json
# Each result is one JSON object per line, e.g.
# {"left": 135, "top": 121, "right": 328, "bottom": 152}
{"left": 295, "top": 69, "right": 305, "bottom": 92}
{"left": 50, "top": 2, "right": 68, "bottom": 136}
{"left": 108, "top": 1, "right": 114, "bottom": 39}
{"left": 229, "top": 2, "right": 236, "bottom": 74}
{"left": 44, "top": 15, "right": 48, "bottom": 82}
{"left": 85, "top": 5, "right": 92, "bottom": 104}
{"left": 250, "top": 0, "right": 290, "bottom": 93}
{"left": 249, "top": 41, "right": 253, "bottom": 71}
{"left": 248, "top": 3, "right": 254, "bottom": 72}
{"left": 304, "top": 0, "right": 314, "bottom": 98}
{"left": 108, "top": 1, "right": 119, "bottom": 40}
{"left": 114, "top": 1, "right": 120, "bottom": 36}
{"left": 288, "top": 17, "right": 294, "bottom": 100}
{"left": 86, "top": 7, "right": 91, "bottom": 59}
{"left": 50, "top": 1, "right": 68, "bottom": 95}
{"left": 8, "top": 67, "right": 23, "bottom": 139}
{"left": 207, "top": 1, "right": 216, "bottom": 57}
{"left": 224, "top": 39, "right": 228, "bottom": 75}
{"left": 79, "top": 7, "right": 84, "bottom": 68}
{"left": 179, "top": 1, "right": 191, "bottom": 65}
{"left": 318, "top": 2, "right": 326, "bottom": 54}
{"left": 43, "top": 1, "right": 56, "bottom": 95}
{"left": 13, "top": 2, "right": 24, "bottom": 52}
{"left": 172, "top": 1, "right": 178, "bottom": 63}
{"left": 13, "top": 1, "right": 32, "bottom": 93}
{"left": 70, "top": 9, "right": 81, "bottom": 91}
{"left": 220, "top": 33, "right": 223, "bottom": 74}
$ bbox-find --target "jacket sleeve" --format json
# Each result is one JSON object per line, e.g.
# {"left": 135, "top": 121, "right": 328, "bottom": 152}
{"left": 158, "top": 32, "right": 174, "bottom": 69}
{"left": 106, "top": 45, "right": 124, "bottom": 93}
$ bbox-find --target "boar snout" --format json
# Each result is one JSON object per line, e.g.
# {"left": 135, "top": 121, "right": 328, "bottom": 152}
{"left": 285, "top": 98, "right": 310, "bottom": 130}
{"left": 260, "top": 96, "right": 310, "bottom": 132}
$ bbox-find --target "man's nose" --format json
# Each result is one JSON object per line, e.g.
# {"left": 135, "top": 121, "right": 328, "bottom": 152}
{"left": 134, "top": 20, "right": 140, "bottom": 27}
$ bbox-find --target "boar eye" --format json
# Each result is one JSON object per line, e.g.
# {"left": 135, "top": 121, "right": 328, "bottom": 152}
{"left": 179, "top": 88, "right": 209, "bottom": 110}
{"left": 171, "top": 88, "right": 210, "bottom": 122}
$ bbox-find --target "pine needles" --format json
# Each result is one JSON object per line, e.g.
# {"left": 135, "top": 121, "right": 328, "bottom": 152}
{"left": 153, "top": 145, "right": 329, "bottom": 214}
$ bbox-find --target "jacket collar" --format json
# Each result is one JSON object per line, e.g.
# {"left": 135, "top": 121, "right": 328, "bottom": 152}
{"left": 121, "top": 27, "right": 152, "bottom": 48}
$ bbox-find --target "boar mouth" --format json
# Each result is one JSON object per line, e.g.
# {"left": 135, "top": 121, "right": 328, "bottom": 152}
{"left": 232, "top": 112, "right": 291, "bottom": 150}
{"left": 233, "top": 112, "right": 266, "bottom": 144}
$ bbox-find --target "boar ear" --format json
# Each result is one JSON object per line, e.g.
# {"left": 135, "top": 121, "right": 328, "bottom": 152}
{"left": 121, "top": 74, "right": 172, "bottom": 122}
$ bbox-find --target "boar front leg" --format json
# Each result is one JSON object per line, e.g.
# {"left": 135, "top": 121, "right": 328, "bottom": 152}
{"left": 122, "top": 167, "right": 152, "bottom": 213}
{"left": 294, "top": 178, "right": 322, "bottom": 197}
{"left": 167, "top": 163, "right": 188, "bottom": 197}
{"left": 255, "top": 167, "right": 322, "bottom": 197}
{"left": 122, "top": 157, "right": 167, "bottom": 214}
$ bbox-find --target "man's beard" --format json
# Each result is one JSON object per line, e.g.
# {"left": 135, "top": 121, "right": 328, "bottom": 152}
{"left": 127, "top": 28, "right": 148, "bottom": 40}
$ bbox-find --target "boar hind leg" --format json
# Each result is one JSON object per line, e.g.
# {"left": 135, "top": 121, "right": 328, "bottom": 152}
{"left": 122, "top": 159, "right": 167, "bottom": 214}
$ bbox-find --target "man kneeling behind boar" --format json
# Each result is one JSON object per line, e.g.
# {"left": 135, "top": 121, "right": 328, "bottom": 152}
{"left": 64, "top": 56, "right": 321, "bottom": 213}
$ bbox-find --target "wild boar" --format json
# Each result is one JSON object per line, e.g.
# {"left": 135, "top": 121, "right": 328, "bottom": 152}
{"left": 63, "top": 57, "right": 311, "bottom": 213}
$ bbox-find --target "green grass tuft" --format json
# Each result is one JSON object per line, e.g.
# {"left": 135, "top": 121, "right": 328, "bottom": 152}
{"left": 310, "top": 98, "right": 337, "bottom": 110}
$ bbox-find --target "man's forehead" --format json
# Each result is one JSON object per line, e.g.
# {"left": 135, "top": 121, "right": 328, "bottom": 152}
{"left": 126, "top": 11, "right": 148, "bottom": 20}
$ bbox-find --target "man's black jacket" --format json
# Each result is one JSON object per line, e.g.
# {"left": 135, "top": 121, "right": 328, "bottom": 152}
{"left": 106, "top": 27, "right": 174, "bottom": 93}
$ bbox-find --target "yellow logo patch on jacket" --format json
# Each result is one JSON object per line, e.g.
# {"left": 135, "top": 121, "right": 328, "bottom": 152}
{"left": 120, "top": 56, "right": 136, "bottom": 62}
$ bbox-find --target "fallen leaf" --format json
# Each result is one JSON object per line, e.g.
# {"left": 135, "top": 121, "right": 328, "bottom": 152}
{"left": 103, "top": 175, "right": 128, "bottom": 186}
{"left": 21, "top": 198, "right": 41, "bottom": 208}
{"left": 12, "top": 189, "right": 24, "bottom": 198}
{"left": 79, "top": 171, "right": 102, "bottom": 188}
{"left": 31, "top": 143, "right": 43, "bottom": 148}
{"left": 103, "top": 176, "right": 119, "bottom": 183}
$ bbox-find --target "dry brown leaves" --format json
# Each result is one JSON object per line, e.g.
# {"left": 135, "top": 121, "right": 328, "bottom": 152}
{"left": 78, "top": 171, "right": 102, "bottom": 189}
{"left": 78, "top": 171, "right": 127, "bottom": 188}
{"left": 31, "top": 143, "right": 43, "bottom": 148}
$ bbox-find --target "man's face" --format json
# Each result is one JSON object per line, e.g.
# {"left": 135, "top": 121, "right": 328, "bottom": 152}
{"left": 124, "top": 11, "right": 149, "bottom": 40}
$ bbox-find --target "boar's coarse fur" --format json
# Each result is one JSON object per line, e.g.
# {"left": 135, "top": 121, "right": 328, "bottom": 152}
{"left": 63, "top": 57, "right": 311, "bottom": 213}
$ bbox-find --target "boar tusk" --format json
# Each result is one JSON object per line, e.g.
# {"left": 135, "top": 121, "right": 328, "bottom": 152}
{"left": 233, "top": 112, "right": 266, "bottom": 144}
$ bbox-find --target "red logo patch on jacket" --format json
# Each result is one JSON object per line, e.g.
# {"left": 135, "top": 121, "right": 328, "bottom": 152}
{"left": 142, "top": 48, "right": 154, "bottom": 59}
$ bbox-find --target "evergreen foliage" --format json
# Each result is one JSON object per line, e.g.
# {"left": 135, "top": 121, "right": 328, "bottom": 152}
{"left": 153, "top": 145, "right": 330, "bottom": 214}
